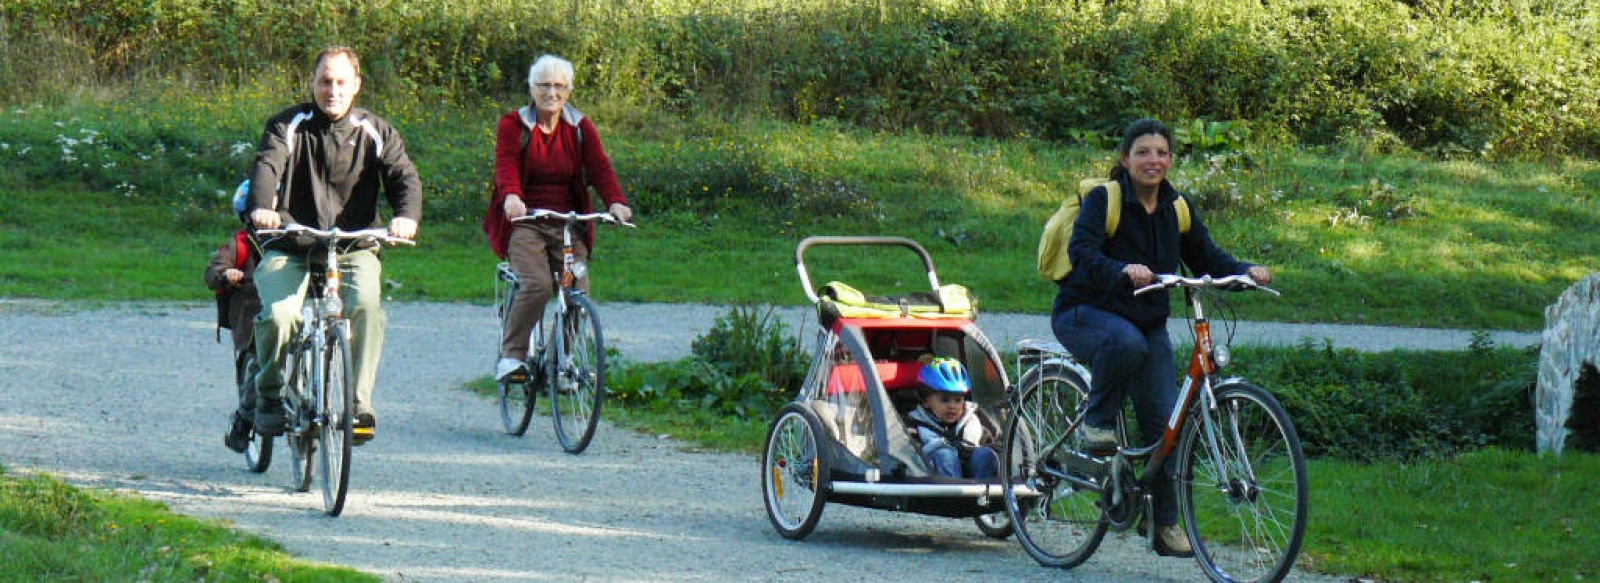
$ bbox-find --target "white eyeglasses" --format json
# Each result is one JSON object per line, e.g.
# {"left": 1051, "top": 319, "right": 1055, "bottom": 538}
{"left": 533, "top": 82, "right": 570, "bottom": 94}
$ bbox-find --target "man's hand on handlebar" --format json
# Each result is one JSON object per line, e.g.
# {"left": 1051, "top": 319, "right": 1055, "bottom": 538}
{"left": 389, "top": 217, "right": 418, "bottom": 240}
{"left": 251, "top": 208, "right": 282, "bottom": 230}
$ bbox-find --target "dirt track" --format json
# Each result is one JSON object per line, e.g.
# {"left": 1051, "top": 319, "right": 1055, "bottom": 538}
{"left": 2, "top": 300, "right": 1516, "bottom": 581}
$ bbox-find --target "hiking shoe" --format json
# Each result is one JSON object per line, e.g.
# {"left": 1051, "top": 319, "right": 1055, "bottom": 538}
{"left": 1153, "top": 524, "right": 1194, "bottom": 558}
{"left": 495, "top": 357, "right": 528, "bottom": 382}
{"left": 352, "top": 411, "right": 376, "bottom": 446}
{"left": 253, "top": 401, "right": 287, "bottom": 437}
{"left": 1079, "top": 424, "right": 1119, "bottom": 453}
{"left": 223, "top": 411, "right": 252, "bottom": 453}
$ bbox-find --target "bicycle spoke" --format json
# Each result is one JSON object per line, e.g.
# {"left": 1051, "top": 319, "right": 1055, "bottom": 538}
{"left": 1178, "top": 383, "right": 1307, "bottom": 583}
{"left": 552, "top": 294, "right": 604, "bottom": 454}
{"left": 1003, "top": 364, "right": 1107, "bottom": 569}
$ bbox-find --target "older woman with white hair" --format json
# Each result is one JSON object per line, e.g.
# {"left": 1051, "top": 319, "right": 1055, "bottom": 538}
{"left": 485, "top": 54, "right": 633, "bottom": 381}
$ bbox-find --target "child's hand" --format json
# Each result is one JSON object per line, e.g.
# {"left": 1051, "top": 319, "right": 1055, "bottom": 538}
{"left": 224, "top": 268, "right": 245, "bottom": 285}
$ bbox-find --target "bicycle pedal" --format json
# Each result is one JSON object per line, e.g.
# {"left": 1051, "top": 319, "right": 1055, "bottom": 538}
{"left": 352, "top": 427, "right": 375, "bottom": 445}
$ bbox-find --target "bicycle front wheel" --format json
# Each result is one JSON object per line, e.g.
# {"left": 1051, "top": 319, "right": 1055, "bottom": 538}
{"left": 317, "top": 326, "right": 354, "bottom": 516}
{"left": 551, "top": 293, "right": 604, "bottom": 454}
{"left": 1002, "top": 364, "right": 1107, "bottom": 569}
{"left": 1177, "top": 382, "right": 1307, "bottom": 583}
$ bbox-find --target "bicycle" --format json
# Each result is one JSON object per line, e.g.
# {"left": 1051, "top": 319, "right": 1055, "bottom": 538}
{"left": 1001, "top": 274, "right": 1308, "bottom": 583}
{"left": 256, "top": 225, "right": 413, "bottom": 516}
{"left": 493, "top": 209, "right": 633, "bottom": 454}
{"left": 236, "top": 344, "right": 271, "bottom": 473}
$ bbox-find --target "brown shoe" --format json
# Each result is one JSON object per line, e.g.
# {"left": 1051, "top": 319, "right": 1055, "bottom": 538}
{"left": 1153, "top": 524, "right": 1194, "bottom": 558}
{"left": 1078, "top": 424, "right": 1118, "bottom": 453}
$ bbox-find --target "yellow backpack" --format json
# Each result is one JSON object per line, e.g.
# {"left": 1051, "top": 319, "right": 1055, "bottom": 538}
{"left": 1036, "top": 179, "right": 1191, "bottom": 281}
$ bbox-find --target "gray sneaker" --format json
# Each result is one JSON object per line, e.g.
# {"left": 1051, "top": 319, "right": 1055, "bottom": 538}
{"left": 495, "top": 357, "right": 528, "bottom": 381}
{"left": 1079, "top": 424, "right": 1119, "bottom": 453}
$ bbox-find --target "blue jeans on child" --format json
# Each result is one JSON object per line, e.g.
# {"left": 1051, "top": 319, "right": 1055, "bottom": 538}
{"left": 928, "top": 445, "right": 999, "bottom": 480}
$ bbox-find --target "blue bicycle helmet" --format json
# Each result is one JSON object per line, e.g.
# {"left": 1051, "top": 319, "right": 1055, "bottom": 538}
{"left": 918, "top": 357, "right": 970, "bottom": 394}
{"left": 232, "top": 179, "right": 251, "bottom": 224}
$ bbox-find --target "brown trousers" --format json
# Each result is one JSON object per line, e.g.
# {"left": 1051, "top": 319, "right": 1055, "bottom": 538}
{"left": 500, "top": 222, "right": 589, "bottom": 360}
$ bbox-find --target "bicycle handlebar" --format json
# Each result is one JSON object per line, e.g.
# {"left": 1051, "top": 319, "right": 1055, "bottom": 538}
{"left": 511, "top": 209, "right": 637, "bottom": 229}
{"left": 256, "top": 224, "right": 417, "bottom": 246}
{"left": 1132, "top": 273, "right": 1280, "bottom": 297}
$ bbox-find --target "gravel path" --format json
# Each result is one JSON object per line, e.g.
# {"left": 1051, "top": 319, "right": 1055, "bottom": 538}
{"left": 0, "top": 300, "right": 1537, "bottom": 582}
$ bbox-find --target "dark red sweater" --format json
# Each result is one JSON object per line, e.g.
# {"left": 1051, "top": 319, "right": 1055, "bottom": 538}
{"left": 483, "top": 106, "right": 626, "bottom": 259}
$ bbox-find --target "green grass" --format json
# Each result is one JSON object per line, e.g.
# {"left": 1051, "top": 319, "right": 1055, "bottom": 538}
{"left": 1306, "top": 449, "right": 1600, "bottom": 582}
{"left": 0, "top": 467, "right": 376, "bottom": 582}
{"left": 4, "top": 96, "right": 1597, "bottom": 329}
{"left": 550, "top": 384, "right": 1600, "bottom": 583}
{"left": 468, "top": 371, "right": 1600, "bottom": 582}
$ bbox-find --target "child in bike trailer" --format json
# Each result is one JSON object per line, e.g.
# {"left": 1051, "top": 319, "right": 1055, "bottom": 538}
{"left": 208, "top": 181, "right": 263, "bottom": 453}
{"left": 905, "top": 358, "right": 998, "bottom": 480}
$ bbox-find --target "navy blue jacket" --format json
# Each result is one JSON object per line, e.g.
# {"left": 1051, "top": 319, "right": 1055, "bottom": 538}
{"left": 1052, "top": 175, "right": 1252, "bottom": 330}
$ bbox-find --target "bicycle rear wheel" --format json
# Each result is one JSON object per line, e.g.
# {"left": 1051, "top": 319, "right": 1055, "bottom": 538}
{"left": 237, "top": 349, "right": 273, "bottom": 473}
{"left": 286, "top": 349, "right": 314, "bottom": 493}
{"left": 1177, "top": 382, "right": 1307, "bottom": 583}
{"left": 551, "top": 293, "right": 604, "bottom": 454}
{"left": 1002, "top": 363, "right": 1108, "bottom": 569}
{"left": 495, "top": 278, "right": 537, "bottom": 436}
{"left": 317, "top": 327, "right": 354, "bottom": 516}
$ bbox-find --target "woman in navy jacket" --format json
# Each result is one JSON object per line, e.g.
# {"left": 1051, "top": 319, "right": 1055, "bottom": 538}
{"left": 1050, "top": 118, "right": 1272, "bottom": 558}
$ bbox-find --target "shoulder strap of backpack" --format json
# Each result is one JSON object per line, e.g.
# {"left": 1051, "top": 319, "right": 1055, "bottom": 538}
{"left": 1104, "top": 182, "right": 1192, "bottom": 236}
{"left": 1174, "top": 194, "right": 1192, "bottom": 234}
{"left": 1103, "top": 180, "right": 1122, "bottom": 237}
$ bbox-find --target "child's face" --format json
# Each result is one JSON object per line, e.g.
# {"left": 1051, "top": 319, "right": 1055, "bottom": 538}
{"left": 923, "top": 391, "right": 966, "bottom": 423}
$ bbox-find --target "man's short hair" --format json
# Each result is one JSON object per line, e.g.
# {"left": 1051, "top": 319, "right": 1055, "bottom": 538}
{"left": 314, "top": 46, "right": 362, "bottom": 78}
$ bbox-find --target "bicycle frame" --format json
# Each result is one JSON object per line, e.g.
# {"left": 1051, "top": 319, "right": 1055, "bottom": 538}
{"left": 506, "top": 210, "right": 631, "bottom": 375}
{"left": 1005, "top": 273, "right": 1303, "bottom": 582}
{"left": 284, "top": 242, "right": 347, "bottom": 433}
{"left": 497, "top": 209, "right": 633, "bottom": 453}
{"left": 257, "top": 225, "right": 412, "bottom": 514}
{"left": 1029, "top": 275, "right": 1276, "bottom": 519}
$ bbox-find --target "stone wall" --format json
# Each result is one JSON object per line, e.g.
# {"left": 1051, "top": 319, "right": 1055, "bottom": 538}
{"left": 1537, "top": 272, "right": 1600, "bottom": 455}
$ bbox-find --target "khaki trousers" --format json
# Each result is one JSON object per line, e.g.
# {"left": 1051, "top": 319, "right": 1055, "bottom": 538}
{"left": 252, "top": 248, "right": 386, "bottom": 413}
{"left": 501, "top": 223, "right": 588, "bottom": 360}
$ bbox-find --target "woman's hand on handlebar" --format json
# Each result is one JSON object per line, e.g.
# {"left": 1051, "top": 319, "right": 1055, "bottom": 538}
{"left": 503, "top": 195, "right": 526, "bottom": 220}
{"left": 1122, "top": 263, "right": 1155, "bottom": 288}
{"left": 1246, "top": 265, "right": 1271, "bottom": 285}
{"left": 607, "top": 202, "right": 633, "bottom": 223}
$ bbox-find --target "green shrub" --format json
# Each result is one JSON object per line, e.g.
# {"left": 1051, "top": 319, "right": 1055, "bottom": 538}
{"left": 4, "top": 0, "right": 1596, "bottom": 156}
{"left": 610, "top": 304, "right": 808, "bottom": 418}
{"left": 1232, "top": 338, "right": 1538, "bottom": 461}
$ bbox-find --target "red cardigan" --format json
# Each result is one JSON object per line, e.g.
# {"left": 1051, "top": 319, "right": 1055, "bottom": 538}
{"left": 482, "top": 105, "right": 626, "bottom": 259}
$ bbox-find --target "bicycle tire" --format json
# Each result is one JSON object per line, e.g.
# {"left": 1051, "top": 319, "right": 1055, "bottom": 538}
{"left": 495, "top": 279, "right": 537, "bottom": 436}
{"left": 237, "top": 350, "right": 273, "bottom": 473}
{"left": 1176, "top": 381, "right": 1307, "bottom": 583}
{"left": 317, "top": 326, "right": 354, "bottom": 516}
{"left": 761, "top": 403, "right": 829, "bottom": 540}
{"left": 551, "top": 293, "right": 604, "bottom": 454}
{"left": 1002, "top": 363, "right": 1108, "bottom": 569}
{"left": 286, "top": 346, "right": 315, "bottom": 493}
